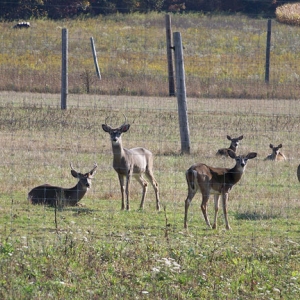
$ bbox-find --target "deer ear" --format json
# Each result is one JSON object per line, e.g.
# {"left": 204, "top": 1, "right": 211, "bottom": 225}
{"left": 269, "top": 144, "right": 273, "bottom": 149}
{"left": 227, "top": 135, "right": 231, "bottom": 140}
{"left": 278, "top": 144, "right": 282, "bottom": 148}
{"left": 227, "top": 149, "right": 236, "bottom": 159}
{"left": 102, "top": 124, "right": 111, "bottom": 132}
{"left": 89, "top": 164, "right": 97, "bottom": 176}
{"left": 247, "top": 152, "right": 257, "bottom": 159}
{"left": 121, "top": 124, "right": 130, "bottom": 132}
{"left": 71, "top": 169, "right": 78, "bottom": 178}
{"left": 239, "top": 135, "right": 243, "bottom": 140}
{"left": 90, "top": 169, "right": 97, "bottom": 176}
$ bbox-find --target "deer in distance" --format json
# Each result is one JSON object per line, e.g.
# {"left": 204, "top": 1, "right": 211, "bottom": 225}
{"left": 184, "top": 149, "right": 257, "bottom": 230}
{"left": 216, "top": 135, "right": 244, "bottom": 157}
{"left": 28, "top": 163, "right": 97, "bottom": 207}
{"left": 102, "top": 115, "right": 160, "bottom": 211}
{"left": 264, "top": 144, "right": 286, "bottom": 161}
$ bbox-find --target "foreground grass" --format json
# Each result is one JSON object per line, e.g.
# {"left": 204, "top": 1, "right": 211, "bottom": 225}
{"left": 0, "top": 92, "right": 300, "bottom": 298}
{"left": 2, "top": 201, "right": 300, "bottom": 299}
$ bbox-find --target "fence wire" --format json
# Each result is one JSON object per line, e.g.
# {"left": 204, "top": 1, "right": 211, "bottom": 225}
{"left": 1, "top": 14, "right": 300, "bottom": 298}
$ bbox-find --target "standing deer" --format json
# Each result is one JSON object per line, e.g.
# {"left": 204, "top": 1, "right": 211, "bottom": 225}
{"left": 184, "top": 150, "right": 257, "bottom": 230}
{"left": 102, "top": 116, "right": 160, "bottom": 211}
{"left": 216, "top": 135, "right": 243, "bottom": 157}
{"left": 264, "top": 144, "right": 286, "bottom": 161}
{"left": 28, "top": 163, "right": 97, "bottom": 207}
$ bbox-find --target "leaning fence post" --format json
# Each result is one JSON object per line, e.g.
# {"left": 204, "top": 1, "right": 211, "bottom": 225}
{"left": 90, "top": 37, "right": 101, "bottom": 79}
{"left": 173, "top": 32, "right": 190, "bottom": 154}
{"left": 265, "top": 19, "right": 272, "bottom": 83}
{"left": 165, "top": 14, "right": 175, "bottom": 96}
{"left": 61, "top": 28, "right": 68, "bottom": 110}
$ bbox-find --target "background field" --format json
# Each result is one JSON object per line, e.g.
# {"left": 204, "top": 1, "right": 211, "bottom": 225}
{"left": 1, "top": 12, "right": 300, "bottom": 300}
{"left": 2, "top": 13, "right": 300, "bottom": 99}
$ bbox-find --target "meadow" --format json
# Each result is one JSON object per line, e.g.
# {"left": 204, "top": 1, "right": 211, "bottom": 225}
{"left": 1, "top": 12, "right": 300, "bottom": 99}
{"left": 1, "top": 11, "right": 300, "bottom": 299}
{"left": 0, "top": 91, "right": 300, "bottom": 299}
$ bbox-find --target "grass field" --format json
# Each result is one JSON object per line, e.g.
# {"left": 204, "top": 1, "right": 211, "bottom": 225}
{"left": 2, "top": 13, "right": 300, "bottom": 99}
{"left": 0, "top": 91, "right": 300, "bottom": 299}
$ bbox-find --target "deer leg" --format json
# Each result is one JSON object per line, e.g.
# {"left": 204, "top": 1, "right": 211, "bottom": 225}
{"left": 200, "top": 193, "right": 212, "bottom": 229}
{"left": 125, "top": 173, "right": 132, "bottom": 211}
{"left": 212, "top": 194, "right": 220, "bottom": 229}
{"left": 118, "top": 174, "right": 126, "bottom": 210}
{"left": 135, "top": 175, "right": 148, "bottom": 210}
{"left": 222, "top": 192, "right": 231, "bottom": 230}
{"left": 145, "top": 171, "right": 160, "bottom": 211}
{"left": 184, "top": 187, "right": 197, "bottom": 229}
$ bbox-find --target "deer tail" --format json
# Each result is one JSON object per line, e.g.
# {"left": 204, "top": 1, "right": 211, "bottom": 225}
{"left": 186, "top": 167, "right": 197, "bottom": 191}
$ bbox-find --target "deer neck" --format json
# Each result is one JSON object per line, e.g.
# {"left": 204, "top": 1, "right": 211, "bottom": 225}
{"left": 227, "top": 164, "right": 244, "bottom": 184}
{"left": 111, "top": 141, "right": 126, "bottom": 161}
{"left": 272, "top": 151, "right": 279, "bottom": 160}
{"left": 229, "top": 144, "right": 237, "bottom": 152}
{"left": 63, "top": 183, "right": 87, "bottom": 205}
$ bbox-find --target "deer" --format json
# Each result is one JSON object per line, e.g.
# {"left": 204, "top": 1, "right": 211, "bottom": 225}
{"left": 102, "top": 115, "right": 160, "bottom": 211}
{"left": 184, "top": 150, "right": 257, "bottom": 230}
{"left": 216, "top": 135, "right": 244, "bottom": 157}
{"left": 28, "top": 163, "right": 97, "bottom": 207}
{"left": 264, "top": 144, "right": 286, "bottom": 161}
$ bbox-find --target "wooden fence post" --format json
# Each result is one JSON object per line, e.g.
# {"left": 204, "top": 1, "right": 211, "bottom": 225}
{"left": 165, "top": 14, "right": 175, "bottom": 96}
{"left": 61, "top": 28, "right": 68, "bottom": 110}
{"left": 265, "top": 19, "right": 272, "bottom": 83}
{"left": 173, "top": 32, "right": 190, "bottom": 154}
{"left": 90, "top": 37, "right": 101, "bottom": 79}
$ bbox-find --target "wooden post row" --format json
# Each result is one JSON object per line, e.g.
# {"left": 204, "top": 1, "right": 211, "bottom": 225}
{"left": 165, "top": 14, "right": 175, "bottom": 96}
{"left": 265, "top": 19, "right": 272, "bottom": 83}
{"left": 173, "top": 31, "right": 190, "bottom": 154}
{"left": 61, "top": 28, "right": 68, "bottom": 110}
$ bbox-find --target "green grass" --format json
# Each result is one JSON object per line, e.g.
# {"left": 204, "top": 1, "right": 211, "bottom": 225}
{"left": 0, "top": 93, "right": 300, "bottom": 298}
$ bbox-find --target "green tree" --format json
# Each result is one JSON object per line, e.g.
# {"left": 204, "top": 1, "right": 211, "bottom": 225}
{"left": 89, "top": 0, "right": 117, "bottom": 15}
{"left": 139, "top": 0, "right": 164, "bottom": 12}
{"left": 0, "top": 0, "right": 45, "bottom": 20}
{"left": 44, "top": 0, "right": 90, "bottom": 19}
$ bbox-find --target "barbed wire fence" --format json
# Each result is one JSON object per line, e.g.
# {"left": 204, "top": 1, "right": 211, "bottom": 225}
{"left": 1, "top": 12, "right": 300, "bottom": 290}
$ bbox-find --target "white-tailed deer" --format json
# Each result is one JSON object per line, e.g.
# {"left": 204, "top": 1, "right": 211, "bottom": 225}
{"left": 102, "top": 116, "right": 160, "bottom": 211}
{"left": 216, "top": 135, "right": 243, "bottom": 157}
{"left": 264, "top": 144, "right": 286, "bottom": 161}
{"left": 28, "top": 163, "right": 97, "bottom": 207}
{"left": 184, "top": 150, "right": 257, "bottom": 230}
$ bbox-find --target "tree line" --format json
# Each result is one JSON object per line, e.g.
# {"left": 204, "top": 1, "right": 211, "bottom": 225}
{"left": 0, "top": 0, "right": 298, "bottom": 20}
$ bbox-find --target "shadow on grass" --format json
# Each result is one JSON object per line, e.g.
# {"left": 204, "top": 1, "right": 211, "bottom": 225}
{"left": 235, "top": 211, "right": 281, "bottom": 221}
{"left": 45, "top": 206, "right": 98, "bottom": 215}
{"left": 67, "top": 207, "right": 97, "bottom": 215}
{"left": 157, "top": 151, "right": 183, "bottom": 157}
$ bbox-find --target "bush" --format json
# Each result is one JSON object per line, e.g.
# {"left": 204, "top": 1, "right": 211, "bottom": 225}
{"left": 276, "top": 3, "right": 300, "bottom": 26}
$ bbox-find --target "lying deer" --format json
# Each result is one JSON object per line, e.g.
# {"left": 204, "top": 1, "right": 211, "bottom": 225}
{"left": 216, "top": 135, "right": 243, "bottom": 157}
{"left": 184, "top": 150, "right": 257, "bottom": 230}
{"left": 264, "top": 144, "right": 286, "bottom": 161}
{"left": 28, "top": 163, "right": 97, "bottom": 207}
{"left": 102, "top": 116, "right": 160, "bottom": 211}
